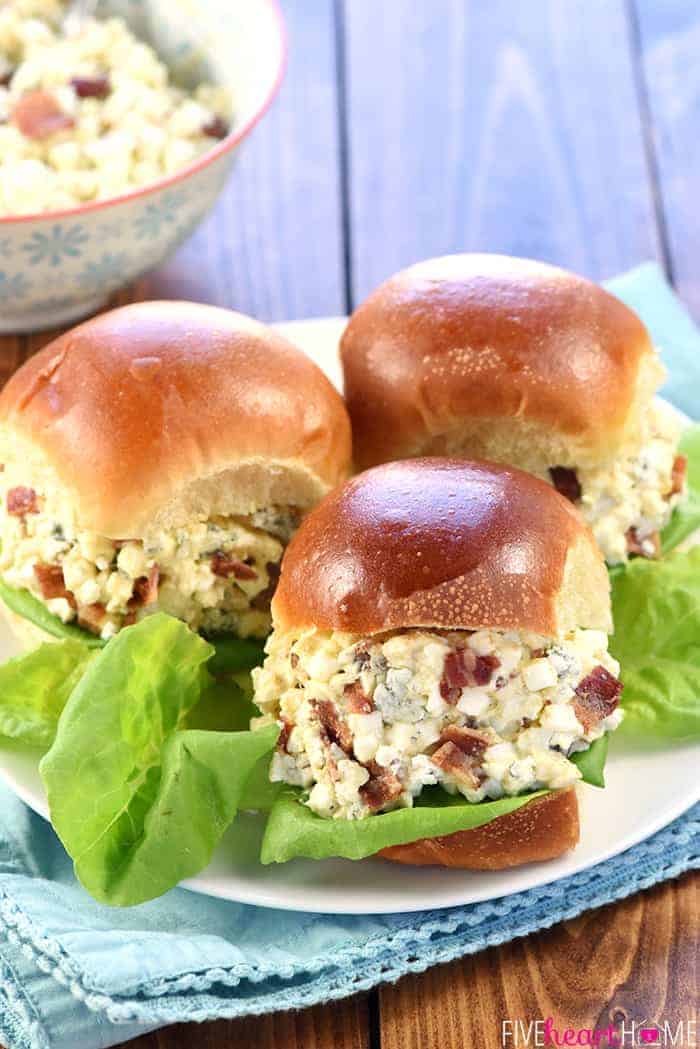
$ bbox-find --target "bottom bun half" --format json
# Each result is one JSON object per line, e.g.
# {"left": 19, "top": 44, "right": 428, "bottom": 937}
{"left": 378, "top": 788, "right": 579, "bottom": 869}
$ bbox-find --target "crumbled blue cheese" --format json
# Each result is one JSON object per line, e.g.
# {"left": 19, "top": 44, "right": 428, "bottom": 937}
{"left": 571, "top": 400, "right": 683, "bottom": 564}
{"left": 253, "top": 625, "right": 624, "bottom": 820}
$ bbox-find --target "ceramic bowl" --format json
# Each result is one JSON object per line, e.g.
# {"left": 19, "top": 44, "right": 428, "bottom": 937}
{"left": 0, "top": 0, "right": 285, "bottom": 333}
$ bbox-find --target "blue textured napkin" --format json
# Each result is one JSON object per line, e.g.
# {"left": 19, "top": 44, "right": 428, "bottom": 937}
{"left": 1, "top": 263, "right": 700, "bottom": 1049}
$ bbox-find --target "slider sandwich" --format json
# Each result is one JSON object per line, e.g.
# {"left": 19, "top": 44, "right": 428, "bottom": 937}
{"left": 253, "top": 458, "right": 623, "bottom": 868}
{"left": 0, "top": 302, "right": 351, "bottom": 647}
{"left": 340, "top": 254, "right": 686, "bottom": 564}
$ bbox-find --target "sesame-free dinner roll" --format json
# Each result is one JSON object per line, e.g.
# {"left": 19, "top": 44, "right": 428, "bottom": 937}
{"left": 0, "top": 301, "right": 351, "bottom": 644}
{"left": 341, "top": 254, "right": 686, "bottom": 564}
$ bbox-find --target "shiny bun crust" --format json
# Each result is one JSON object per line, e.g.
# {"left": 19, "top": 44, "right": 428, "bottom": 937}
{"left": 272, "top": 458, "right": 612, "bottom": 638}
{"left": 379, "top": 787, "right": 579, "bottom": 868}
{"left": 341, "top": 254, "right": 664, "bottom": 472}
{"left": 0, "top": 302, "right": 351, "bottom": 537}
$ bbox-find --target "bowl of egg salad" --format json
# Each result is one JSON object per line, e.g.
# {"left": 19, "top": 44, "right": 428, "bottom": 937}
{"left": 0, "top": 0, "right": 285, "bottom": 332}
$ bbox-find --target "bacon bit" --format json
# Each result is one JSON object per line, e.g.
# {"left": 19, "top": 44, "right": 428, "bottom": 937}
{"left": 251, "top": 561, "right": 280, "bottom": 610}
{"left": 290, "top": 652, "right": 299, "bottom": 669}
{"left": 573, "top": 665, "right": 623, "bottom": 733}
{"left": 360, "top": 760, "right": 403, "bottom": 812}
{"left": 438, "top": 724, "right": 489, "bottom": 757}
{"left": 32, "top": 562, "right": 76, "bottom": 607}
{"left": 431, "top": 740, "right": 483, "bottom": 789}
{"left": 202, "top": 116, "right": 229, "bottom": 139}
{"left": 78, "top": 602, "right": 106, "bottom": 633}
{"left": 12, "top": 90, "right": 74, "bottom": 139}
{"left": 440, "top": 648, "right": 501, "bottom": 703}
{"left": 123, "top": 610, "right": 138, "bottom": 627}
{"left": 7, "top": 486, "right": 38, "bottom": 516}
{"left": 70, "top": 75, "right": 110, "bottom": 99}
{"left": 277, "top": 718, "right": 293, "bottom": 752}
{"left": 670, "top": 454, "right": 687, "bottom": 497}
{"left": 0, "top": 71, "right": 13, "bottom": 88}
{"left": 344, "top": 681, "right": 374, "bottom": 714}
{"left": 625, "top": 527, "right": 660, "bottom": 559}
{"left": 315, "top": 699, "right": 353, "bottom": 753}
{"left": 549, "top": 466, "right": 582, "bottom": 503}
{"left": 211, "top": 551, "right": 258, "bottom": 581}
{"left": 130, "top": 563, "right": 160, "bottom": 608}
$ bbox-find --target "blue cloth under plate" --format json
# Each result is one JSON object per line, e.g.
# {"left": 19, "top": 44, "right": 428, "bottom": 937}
{"left": 1, "top": 263, "right": 699, "bottom": 1049}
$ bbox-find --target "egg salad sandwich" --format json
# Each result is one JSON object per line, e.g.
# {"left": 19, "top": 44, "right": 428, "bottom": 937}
{"left": 0, "top": 300, "right": 351, "bottom": 650}
{"left": 252, "top": 458, "right": 623, "bottom": 868}
{"left": 340, "top": 254, "right": 686, "bottom": 565}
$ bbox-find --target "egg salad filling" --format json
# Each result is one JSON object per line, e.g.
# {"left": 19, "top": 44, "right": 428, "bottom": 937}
{"left": 548, "top": 401, "right": 685, "bottom": 565}
{"left": 0, "top": 476, "right": 299, "bottom": 639}
{"left": 252, "top": 626, "right": 624, "bottom": 820}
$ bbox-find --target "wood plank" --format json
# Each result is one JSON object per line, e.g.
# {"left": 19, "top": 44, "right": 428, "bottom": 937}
{"left": 341, "top": 0, "right": 662, "bottom": 303}
{"left": 113, "top": 995, "right": 370, "bottom": 1049}
{"left": 379, "top": 872, "right": 699, "bottom": 1049}
{"left": 633, "top": 0, "right": 700, "bottom": 319}
{"left": 139, "top": 0, "right": 345, "bottom": 322}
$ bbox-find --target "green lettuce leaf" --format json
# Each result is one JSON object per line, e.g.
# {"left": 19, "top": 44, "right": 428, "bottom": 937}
{"left": 207, "top": 635, "right": 266, "bottom": 676}
{"left": 610, "top": 547, "right": 700, "bottom": 740}
{"left": 569, "top": 734, "right": 608, "bottom": 787}
{"left": 40, "top": 613, "right": 278, "bottom": 905}
{"left": 260, "top": 786, "right": 548, "bottom": 864}
{"left": 0, "top": 639, "right": 94, "bottom": 749}
{"left": 0, "top": 574, "right": 105, "bottom": 648}
{"left": 662, "top": 424, "right": 700, "bottom": 552}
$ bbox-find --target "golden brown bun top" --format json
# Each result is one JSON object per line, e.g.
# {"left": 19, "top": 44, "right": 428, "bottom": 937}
{"left": 340, "top": 253, "right": 663, "bottom": 471}
{"left": 272, "top": 458, "right": 612, "bottom": 638}
{"left": 0, "top": 302, "right": 352, "bottom": 536}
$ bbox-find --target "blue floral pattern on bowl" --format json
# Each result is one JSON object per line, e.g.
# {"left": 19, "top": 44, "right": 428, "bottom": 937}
{"left": 0, "top": 0, "right": 284, "bottom": 333}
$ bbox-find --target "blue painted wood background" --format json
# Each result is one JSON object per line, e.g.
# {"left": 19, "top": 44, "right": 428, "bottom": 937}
{"left": 140, "top": 0, "right": 697, "bottom": 320}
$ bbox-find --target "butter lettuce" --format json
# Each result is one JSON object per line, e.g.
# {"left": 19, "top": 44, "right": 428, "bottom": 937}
{"left": 661, "top": 424, "right": 700, "bottom": 552}
{"left": 0, "top": 640, "right": 94, "bottom": 749}
{"left": 611, "top": 547, "right": 700, "bottom": 740}
{"left": 40, "top": 614, "right": 278, "bottom": 906}
{"left": 260, "top": 786, "right": 548, "bottom": 864}
{"left": 259, "top": 739, "right": 609, "bottom": 864}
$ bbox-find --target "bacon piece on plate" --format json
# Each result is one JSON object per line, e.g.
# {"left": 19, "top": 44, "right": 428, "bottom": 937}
{"left": 7, "top": 486, "right": 38, "bottom": 515}
{"left": 670, "top": 454, "right": 687, "bottom": 497}
{"left": 360, "top": 760, "right": 403, "bottom": 811}
{"left": 440, "top": 648, "right": 500, "bottom": 703}
{"left": 12, "top": 90, "right": 74, "bottom": 139}
{"left": 33, "top": 562, "right": 76, "bottom": 607}
{"left": 315, "top": 699, "right": 353, "bottom": 753}
{"left": 344, "top": 681, "right": 374, "bottom": 714}
{"left": 211, "top": 551, "right": 258, "bottom": 580}
{"left": 573, "top": 665, "right": 623, "bottom": 733}
{"left": 549, "top": 466, "right": 582, "bottom": 503}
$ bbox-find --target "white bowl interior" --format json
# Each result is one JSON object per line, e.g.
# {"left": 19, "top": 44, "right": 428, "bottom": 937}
{"left": 96, "top": 0, "right": 284, "bottom": 124}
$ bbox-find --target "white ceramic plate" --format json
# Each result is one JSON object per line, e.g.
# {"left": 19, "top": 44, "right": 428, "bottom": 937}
{"left": 0, "top": 316, "right": 697, "bottom": 914}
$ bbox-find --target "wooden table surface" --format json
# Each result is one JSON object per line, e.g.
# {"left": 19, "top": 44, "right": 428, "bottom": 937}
{"left": 1, "top": 2, "right": 698, "bottom": 1047}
